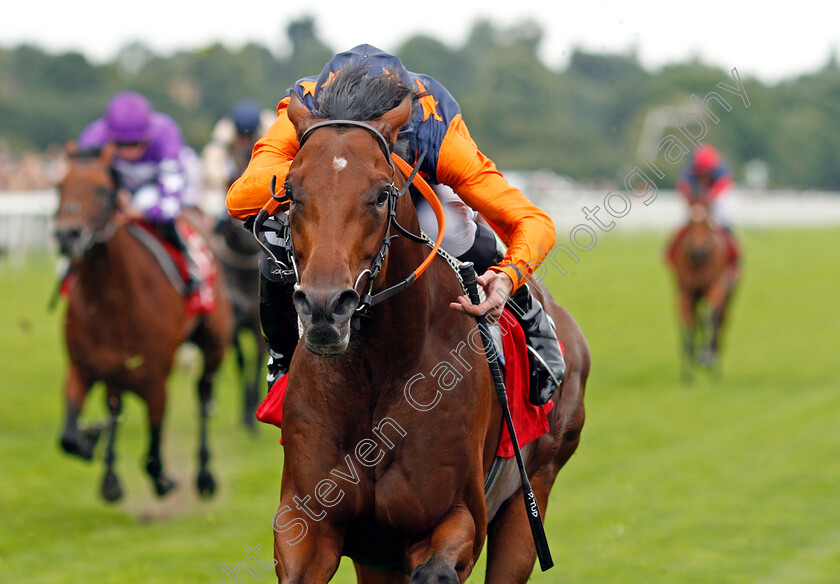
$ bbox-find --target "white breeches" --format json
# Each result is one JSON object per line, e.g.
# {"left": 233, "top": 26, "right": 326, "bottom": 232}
{"left": 414, "top": 184, "right": 479, "bottom": 257}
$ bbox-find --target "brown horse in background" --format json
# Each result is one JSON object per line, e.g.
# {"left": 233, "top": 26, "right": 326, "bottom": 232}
{"left": 211, "top": 137, "right": 267, "bottom": 431}
{"left": 667, "top": 203, "right": 739, "bottom": 379}
{"left": 262, "top": 86, "right": 589, "bottom": 583}
{"left": 213, "top": 213, "right": 265, "bottom": 431}
{"left": 54, "top": 145, "right": 232, "bottom": 501}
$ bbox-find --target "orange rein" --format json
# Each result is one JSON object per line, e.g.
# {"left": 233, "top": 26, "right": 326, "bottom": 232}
{"left": 392, "top": 154, "right": 445, "bottom": 280}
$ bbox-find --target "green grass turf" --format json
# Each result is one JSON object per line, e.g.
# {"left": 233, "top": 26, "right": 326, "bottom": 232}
{"left": 1, "top": 226, "right": 838, "bottom": 583}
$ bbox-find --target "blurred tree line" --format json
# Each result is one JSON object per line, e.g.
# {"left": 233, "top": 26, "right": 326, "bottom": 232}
{"left": 1, "top": 16, "right": 838, "bottom": 190}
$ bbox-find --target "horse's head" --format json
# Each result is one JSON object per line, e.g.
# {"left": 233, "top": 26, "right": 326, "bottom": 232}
{"left": 284, "top": 87, "right": 413, "bottom": 357}
{"left": 684, "top": 203, "right": 717, "bottom": 266}
{"left": 54, "top": 144, "right": 118, "bottom": 261}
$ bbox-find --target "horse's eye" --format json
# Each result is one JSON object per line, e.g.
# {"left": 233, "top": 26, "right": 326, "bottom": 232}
{"left": 376, "top": 189, "right": 390, "bottom": 207}
{"left": 284, "top": 184, "right": 294, "bottom": 202}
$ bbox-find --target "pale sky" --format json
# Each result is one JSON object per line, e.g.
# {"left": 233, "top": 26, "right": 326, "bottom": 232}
{"left": 2, "top": 1, "right": 838, "bottom": 83}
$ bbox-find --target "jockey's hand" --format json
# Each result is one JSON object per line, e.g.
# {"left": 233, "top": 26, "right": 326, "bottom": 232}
{"left": 450, "top": 269, "right": 514, "bottom": 321}
{"left": 116, "top": 189, "right": 144, "bottom": 222}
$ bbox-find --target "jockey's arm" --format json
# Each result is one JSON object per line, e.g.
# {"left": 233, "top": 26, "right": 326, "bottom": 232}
{"left": 226, "top": 97, "right": 298, "bottom": 219}
{"left": 435, "top": 115, "right": 556, "bottom": 294}
{"left": 675, "top": 176, "right": 693, "bottom": 201}
{"left": 708, "top": 173, "right": 733, "bottom": 199}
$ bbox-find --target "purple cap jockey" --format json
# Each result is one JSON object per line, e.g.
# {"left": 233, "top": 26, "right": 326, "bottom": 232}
{"left": 79, "top": 91, "right": 189, "bottom": 224}
{"left": 78, "top": 92, "right": 202, "bottom": 292}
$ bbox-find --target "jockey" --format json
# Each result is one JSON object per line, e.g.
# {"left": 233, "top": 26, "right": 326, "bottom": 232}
{"left": 669, "top": 145, "right": 741, "bottom": 267}
{"left": 202, "top": 99, "right": 275, "bottom": 192}
{"left": 78, "top": 91, "right": 201, "bottom": 292}
{"left": 202, "top": 100, "right": 274, "bottom": 233}
{"left": 227, "top": 45, "right": 565, "bottom": 406}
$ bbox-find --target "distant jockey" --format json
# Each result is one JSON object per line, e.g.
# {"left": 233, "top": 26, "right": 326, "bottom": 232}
{"left": 668, "top": 145, "right": 741, "bottom": 269}
{"left": 226, "top": 44, "right": 565, "bottom": 406}
{"left": 78, "top": 91, "right": 202, "bottom": 292}
{"left": 202, "top": 99, "right": 275, "bottom": 192}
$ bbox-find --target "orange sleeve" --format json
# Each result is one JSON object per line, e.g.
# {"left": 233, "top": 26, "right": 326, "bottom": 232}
{"left": 436, "top": 115, "right": 556, "bottom": 290}
{"left": 226, "top": 96, "right": 298, "bottom": 219}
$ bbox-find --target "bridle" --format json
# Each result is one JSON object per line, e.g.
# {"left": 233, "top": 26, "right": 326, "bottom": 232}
{"left": 251, "top": 119, "right": 445, "bottom": 316}
{"left": 58, "top": 163, "right": 121, "bottom": 262}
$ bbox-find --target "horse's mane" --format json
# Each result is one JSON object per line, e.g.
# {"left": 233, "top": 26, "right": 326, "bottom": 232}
{"left": 65, "top": 146, "right": 120, "bottom": 188}
{"left": 71, "top": 146, "right": 105, "bottom": 161}
{"left": 314, "top": 61, "right": 423, "bottom": 161}
{"left": 315, "top": 61, "right": 417, "bottom": 122}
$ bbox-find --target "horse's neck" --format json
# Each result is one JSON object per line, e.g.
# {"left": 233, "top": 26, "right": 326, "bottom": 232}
{"left": 75, "top": 227, "right": 143, "bottom": 307}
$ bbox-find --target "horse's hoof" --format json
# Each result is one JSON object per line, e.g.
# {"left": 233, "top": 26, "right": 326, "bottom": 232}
{"left": 196, "top": 469, "right": 217, "bottom": 498}
{"left": 60, "top": 431, "right": 101, "bottom": 461}
{"left": 101, "top": 471, "right": 123, "bottom": 502}
{"left": 409, "top": 559, "right": 458, "bottom": 584}
{"left": 153, "top": 474, "right": 178, "bottom": 497}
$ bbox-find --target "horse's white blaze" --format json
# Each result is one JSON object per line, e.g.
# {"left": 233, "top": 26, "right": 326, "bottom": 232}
{"left": 332, "top": 156, "right": 348, "bottom": 171}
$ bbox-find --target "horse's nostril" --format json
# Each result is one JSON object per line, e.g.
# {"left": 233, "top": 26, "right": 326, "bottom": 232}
{"left": 55, "top": 228, "right": 82, "bottom": 253}
{"left": 292, "top": 289, "right": 314, "bottom": 318}
{"left": 329, "top": 289, "right": 359, "bottom": 321}
{"left": 294, "top": 288, "right": 359, "bottom": 324}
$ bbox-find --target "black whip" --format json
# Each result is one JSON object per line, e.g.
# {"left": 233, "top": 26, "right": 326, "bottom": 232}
{"left": 457, "top": 262, "right": 553, "bottom": 572}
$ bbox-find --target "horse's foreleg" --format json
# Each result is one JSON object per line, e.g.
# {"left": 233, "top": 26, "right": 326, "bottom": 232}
{"left": 101, "top": 389, "right": 123, "bottom": 502}
{"left": 705, "top": 272, "right": 737, "bottom": 368}
{"left": 144, "top": 385, "right": 177, "bottom": 497}
{"left": 678, "top": 290, "right": 697, "bottom": 381}
{"left": 59, "top": 365, "right": 101, "bottom": 459}
{"left": 407, "top": 505, "right": 479, "bottom": 584}
{"left": 196, "top": 374, "right": 217, "bottom": 497}
{"left": 272, "top": 501, "right": 343, "bottom": 584}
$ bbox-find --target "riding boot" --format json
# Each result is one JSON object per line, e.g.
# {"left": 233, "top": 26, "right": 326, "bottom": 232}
{"left": 259, "top": 267, "right": 299, "bottom": 389}
{"left": 508, "top": 283, "right": 566, "bottom": 406}
{"left": 159, "top": 221, "right": 201, "bottom": 294}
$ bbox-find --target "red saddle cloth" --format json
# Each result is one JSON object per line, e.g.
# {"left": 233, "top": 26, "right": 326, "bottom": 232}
{"left": 256, "top": 308, "right": 558, "bottom": 458}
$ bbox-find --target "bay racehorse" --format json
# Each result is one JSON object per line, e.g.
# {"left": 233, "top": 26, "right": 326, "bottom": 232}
{"left": 213, "top": 211, "right": 265, "bottom": 431}
{"left": 667, "top": 203, "right": 739, "bottom": 379}
{"left": 261, "top": 86, "right": 589, "bottom": 582}
{"left": 55, "top": 144, "right": 233, "bottom": 501}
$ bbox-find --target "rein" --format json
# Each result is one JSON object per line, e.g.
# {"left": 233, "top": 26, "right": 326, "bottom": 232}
{"left": 252, "top": 119, "right": 446, "bottom": 316}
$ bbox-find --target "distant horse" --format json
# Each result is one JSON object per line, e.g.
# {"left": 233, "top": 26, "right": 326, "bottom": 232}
{"left": 212, "top": 142, "right": 266, "bottom": 431}
{"left": 667, "top": 203, "right": 739, "bottom": 378}
{"left": 213, "top": 214, "right": 265, "bottom": 430}
{"left": 260, "top": 87, "right": 589, "bottom": 583}
{"left": 54, "top": 145, "right": 232, "bottom": 501}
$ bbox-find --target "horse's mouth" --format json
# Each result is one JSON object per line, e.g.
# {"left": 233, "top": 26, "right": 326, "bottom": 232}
{"left": 303, "top": 326, "right": 351, "bottom": 357}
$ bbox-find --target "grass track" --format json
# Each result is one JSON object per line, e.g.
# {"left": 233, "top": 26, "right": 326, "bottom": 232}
{"left": 1, "top": 227, "right": 838, "bottom": 583}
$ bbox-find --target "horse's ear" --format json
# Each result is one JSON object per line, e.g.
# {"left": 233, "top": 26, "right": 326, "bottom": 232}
{"left": 287, "top": 92, "right": 318, "bottom": 140}
{"left": 65, "top": 141, "right": 78, "bottom": 158}
{"left": 373, "top": 95, "right": 413, "bottom": 144}
{"left": 100, "top": 142, "right": 115, "bottom": 165}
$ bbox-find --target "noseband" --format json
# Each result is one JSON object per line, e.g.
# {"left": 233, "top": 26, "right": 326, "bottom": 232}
{"left": 252, "top": 118, "right": 441, "bottom": 316}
